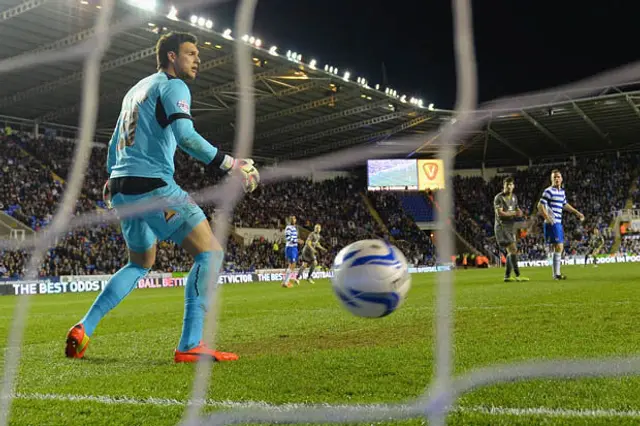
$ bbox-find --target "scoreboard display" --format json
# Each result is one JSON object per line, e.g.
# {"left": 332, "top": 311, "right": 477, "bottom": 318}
{"left": 367, "top": 159, "right": 418, "bottom": 190}
{"left": 367, "top": 159, "right": 445, "bottom": 191}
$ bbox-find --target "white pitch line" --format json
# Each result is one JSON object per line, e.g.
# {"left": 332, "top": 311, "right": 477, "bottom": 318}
{"left": 459, "top": 405, "right": 640, "bottom": 419}
{"left": 8, "top": 393, "right": 640, "bottom": 419}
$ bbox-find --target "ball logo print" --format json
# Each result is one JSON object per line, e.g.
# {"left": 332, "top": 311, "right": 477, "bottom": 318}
{"left": 331, "top": 239, "right": 411, "bottom": 318}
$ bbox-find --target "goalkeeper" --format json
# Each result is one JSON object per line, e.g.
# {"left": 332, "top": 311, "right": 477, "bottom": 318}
{"left": 65, "top": 32, "right": 259, "bottom": 363}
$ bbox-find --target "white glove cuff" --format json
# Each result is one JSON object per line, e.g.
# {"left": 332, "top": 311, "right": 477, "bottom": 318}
{"left": 220, "top": 154, "right": 236, "bottom": 172}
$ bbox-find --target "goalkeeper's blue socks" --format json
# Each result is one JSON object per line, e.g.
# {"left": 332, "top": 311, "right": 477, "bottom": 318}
{"left": 178, "top": 251, "right": 223, "bottom": 352}
{"left": 81, "top": 262, "right": 150, "bottom": 337}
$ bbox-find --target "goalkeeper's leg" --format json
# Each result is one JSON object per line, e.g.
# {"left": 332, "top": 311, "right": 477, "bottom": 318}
{"left": 66, "top": 218, "right": 155, "bottom": 359}
{"left": 79, "top": 255, "right": 152, "bottom": 336}
{"left": 174, "top": 219, "right": 238, "bottom": 362}
{"left": 143, "top": 183, "right": 237, "bottom": 362}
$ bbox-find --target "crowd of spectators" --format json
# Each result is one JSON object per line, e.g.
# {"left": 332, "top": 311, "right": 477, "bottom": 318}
{"left": 367, "top": 191, "right": 435, "bottom": 265}
{"left": 0, "top": 133, "right": 431, "bottom": 277}
{"left": 620, "top": 235, "right": 640, "bottom": 255}
{"left": 453, "top": 152, "right": 639, "bottom": 260}
{"left": 1, "top": 130, "right": 640, "bottom": 278}
{"left": 0, "top": 136, "right": 64, "bottom": 230}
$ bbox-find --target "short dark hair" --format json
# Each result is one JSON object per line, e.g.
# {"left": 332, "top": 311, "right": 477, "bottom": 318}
{"left": 156, "top": 32, "right": 198, "bottom": 70}
{"left": 503, "top": 176, "right": 514, "bottom": 185}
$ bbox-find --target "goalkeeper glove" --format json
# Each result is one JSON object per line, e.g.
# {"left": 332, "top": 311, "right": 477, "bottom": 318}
{"left": 220, "top": 155, "right": 260, "bottom": 193}
{"left": 235, "top": 158, "right": 260, "bottom": 193}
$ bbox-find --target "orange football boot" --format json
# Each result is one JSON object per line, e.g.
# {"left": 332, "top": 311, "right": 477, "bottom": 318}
{"left": 65, "top": 323, "right": 90, "bottom": 359}
{"left": 174, "top": 341, "right": 239, "bottom": 363}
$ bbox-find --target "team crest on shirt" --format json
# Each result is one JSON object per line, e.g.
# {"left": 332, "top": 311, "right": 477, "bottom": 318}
{"left": 177, "top": 100, "right": 190, "bottom": 114}
{"left": 164, "top": 209, "right": 179, "bottom": 223}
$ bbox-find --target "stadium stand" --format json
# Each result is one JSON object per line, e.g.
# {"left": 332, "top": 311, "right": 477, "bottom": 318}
{"left": 0, "top": 132, "right": 429, "bottom": 276}
{"left": 3, "top": 125, "right": 640, "bottom": 277}
{"left": 397, "top": 192, "right": 435, "bottom": 222}
{"left": 453, "top": 151, "right": 640, "bottom": 260}
{"left": 3, "top": 122, "right": 640, "bottom": 277}
{"left": 620, "top": 234, "right": 640, "bottom": 254}
{"left": 2, "top": 0, "right": 640, "bottom": 277}
{"left": 367, "top": 191, "right": 436, "bottom": 265}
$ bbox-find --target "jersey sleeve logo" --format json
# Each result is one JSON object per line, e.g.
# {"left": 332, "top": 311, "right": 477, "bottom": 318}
{"left": 177, "top": 100, "right": 190, "bottom": 114}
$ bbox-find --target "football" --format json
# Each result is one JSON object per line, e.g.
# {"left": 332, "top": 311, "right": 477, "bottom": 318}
{"left": 331, "top": 239, "right": 411, "bottom": 318}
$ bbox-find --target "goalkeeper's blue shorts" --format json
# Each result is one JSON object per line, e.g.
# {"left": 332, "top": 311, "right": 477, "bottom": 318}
{"left": 111, "top": 180, "right": 207, "bottom": 253}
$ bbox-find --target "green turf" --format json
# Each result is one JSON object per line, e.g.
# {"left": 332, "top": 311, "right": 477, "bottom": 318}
{"left": 1, "top": 263, "right": 640, "bottom": 425}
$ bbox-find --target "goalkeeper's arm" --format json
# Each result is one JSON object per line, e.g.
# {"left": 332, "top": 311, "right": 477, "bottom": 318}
{"left": 171, "top": 118, "right": 259, "bottom": 192}
{"left": 160, "top": 78, "right": 237, "bottom": 172}
{"left": 171, "top": 118, "right": 235, "bottom": 172}
{"left": 160, "top": 78, "right": 258, "bottom": 191}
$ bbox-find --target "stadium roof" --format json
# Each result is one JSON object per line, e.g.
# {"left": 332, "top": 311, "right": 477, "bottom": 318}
{"left": 2, "top": 0, "right": 640, "bottom": 168}
{"left": 453, "top": 87, "right": 640, "bottom": 168}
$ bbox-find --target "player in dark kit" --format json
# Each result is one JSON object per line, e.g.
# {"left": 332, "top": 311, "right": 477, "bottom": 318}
{"left": 297, "top": 224, "right": 327, "bottom": 284}
{"left": 584, "top": 228, "right": 605, "bottom": 267}
{"left": 494, "top": 177, "right": 529, "bottom": 282}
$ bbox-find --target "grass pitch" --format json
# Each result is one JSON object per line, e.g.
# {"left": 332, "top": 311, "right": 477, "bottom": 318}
{"left": 1, "top": 263, "right": 640, "bottom": 425}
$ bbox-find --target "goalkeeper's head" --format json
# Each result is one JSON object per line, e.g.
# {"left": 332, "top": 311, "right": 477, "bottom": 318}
{"left": 156, "top": 31, "right": 200, "bottom": 81}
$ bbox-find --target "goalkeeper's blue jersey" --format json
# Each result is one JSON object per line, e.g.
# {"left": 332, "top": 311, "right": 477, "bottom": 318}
{"left": 107, "top": 72, "right": 206, "bottom": 182}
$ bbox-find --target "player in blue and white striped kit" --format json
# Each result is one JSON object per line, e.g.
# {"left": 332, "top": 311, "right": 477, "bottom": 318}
{"left": 537, "top": 169, "right": 584, "bottom": 280}
{"left": 282, "top": 215, "right": 299, "bottom": 288}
